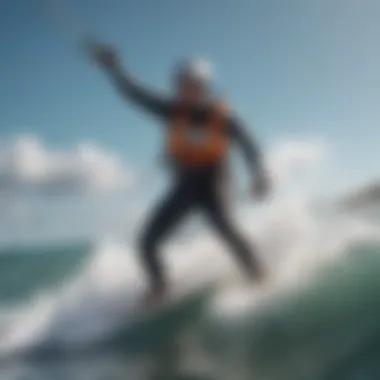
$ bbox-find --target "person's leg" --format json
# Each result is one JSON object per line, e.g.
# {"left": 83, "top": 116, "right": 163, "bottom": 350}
{"left": 138, "top": 182, "right": 195, "bottom": 300}
{"left": 201, "top": 186, "right": 264, "bottom": 282}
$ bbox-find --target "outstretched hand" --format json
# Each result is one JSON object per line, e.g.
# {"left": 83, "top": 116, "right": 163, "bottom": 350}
{"left": 89, "top": 43, "right": 119, "bottom": 70}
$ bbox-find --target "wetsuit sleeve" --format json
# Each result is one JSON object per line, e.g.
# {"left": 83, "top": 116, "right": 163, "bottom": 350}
{"left": 105, "top": 66, "right": 171, "bottom": 119}
{"left": 227, "top": 116, "right": 265, "bottom": 176}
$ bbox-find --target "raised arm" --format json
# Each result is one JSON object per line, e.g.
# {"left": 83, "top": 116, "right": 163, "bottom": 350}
{"left": 91, "top": 44, "right": 171, "bottom": 119}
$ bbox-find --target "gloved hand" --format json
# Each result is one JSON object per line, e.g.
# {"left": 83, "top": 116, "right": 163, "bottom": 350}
{"left": 90, "top": 42, "right": 120, "bottom": 70}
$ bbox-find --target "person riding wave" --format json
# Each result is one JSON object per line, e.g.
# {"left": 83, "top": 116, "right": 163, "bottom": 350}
{"left": 90, "top": 43, "right": 271, "bottom": 306}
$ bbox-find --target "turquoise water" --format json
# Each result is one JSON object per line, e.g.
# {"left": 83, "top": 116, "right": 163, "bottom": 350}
{"left": 0, "top": 242, "right": 90, "bottom": 304}
{"left": 1, "top": 238, "right": 380, "bottom": 379}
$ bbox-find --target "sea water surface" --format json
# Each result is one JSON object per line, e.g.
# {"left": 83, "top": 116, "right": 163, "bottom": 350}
{"left": 1, "top": 198, "right": 380, "bottom": 380}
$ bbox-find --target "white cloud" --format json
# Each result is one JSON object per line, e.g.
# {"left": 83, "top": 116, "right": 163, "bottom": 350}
{"left": 0, "top": 135, "right": 136, "bottom": 195}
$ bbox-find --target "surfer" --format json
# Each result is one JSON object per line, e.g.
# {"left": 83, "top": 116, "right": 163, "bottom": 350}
{"left": 90, "top": 43, "right": 271, "bottom": 306}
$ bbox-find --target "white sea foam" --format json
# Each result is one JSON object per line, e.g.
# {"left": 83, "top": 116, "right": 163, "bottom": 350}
{"left": 1, "top": 189, "right": 380, "bottom": 358}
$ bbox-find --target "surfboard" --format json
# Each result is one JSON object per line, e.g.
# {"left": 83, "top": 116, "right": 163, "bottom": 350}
{"left": 137, "top": 281, "right": 216, "bottom": 319}
{"left": 108, "top": 282, "right": 216, "bottom": 350}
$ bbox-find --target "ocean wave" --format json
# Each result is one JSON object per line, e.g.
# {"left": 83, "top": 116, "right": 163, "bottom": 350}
{"left": 0, "top": 241, "right": 90, "bottom": 304}
{"left": 1, "top": 197, "right": 380, "bottom": 380}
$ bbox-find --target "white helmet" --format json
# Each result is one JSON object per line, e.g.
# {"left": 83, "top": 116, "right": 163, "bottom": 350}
{"left": 174, "top": 58, "right": 213, "bottom": 84}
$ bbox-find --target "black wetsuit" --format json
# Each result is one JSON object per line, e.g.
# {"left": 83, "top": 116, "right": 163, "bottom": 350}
{"left": 106, "top": 67, "right": 264, "bottom": 292}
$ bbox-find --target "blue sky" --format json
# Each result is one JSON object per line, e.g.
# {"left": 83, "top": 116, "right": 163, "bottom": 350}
{"left": 1, "top": 0, "right": 380, "bottom": 243}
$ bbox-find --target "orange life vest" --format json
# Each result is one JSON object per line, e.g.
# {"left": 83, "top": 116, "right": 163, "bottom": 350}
{"left": 167, "top": 100, "right": 228, "bottom": 166}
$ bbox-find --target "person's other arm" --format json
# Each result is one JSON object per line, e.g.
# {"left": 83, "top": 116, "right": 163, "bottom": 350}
{"left": 227, "top": 116, "right": 270, "bottom": 197}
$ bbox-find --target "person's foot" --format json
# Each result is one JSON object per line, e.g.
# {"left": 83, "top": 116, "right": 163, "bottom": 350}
{"left": 247, "top": 265, "right": 266, "bottom": 286}
{"left": 142, "top": 284, "right": 167, "bottom": 310}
